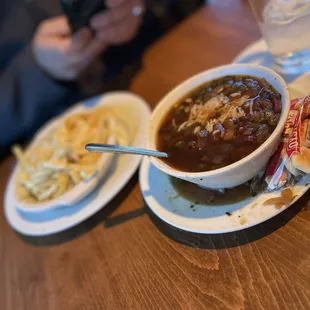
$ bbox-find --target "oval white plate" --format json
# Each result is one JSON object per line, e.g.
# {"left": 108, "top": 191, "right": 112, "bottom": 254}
{"left": 140, "top": 157, "right": 310, "bottom": 234}
{"left": 4, "top": 92, "right": 151, "bottom": 236}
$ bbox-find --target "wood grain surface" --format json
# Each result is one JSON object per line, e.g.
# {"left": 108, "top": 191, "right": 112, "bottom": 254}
{"left": 1, "top": 1, "right": 310, "bottom": 310}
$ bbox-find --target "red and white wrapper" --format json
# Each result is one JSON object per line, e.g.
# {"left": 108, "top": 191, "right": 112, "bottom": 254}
{"left": 265, "top": 95, "right": 310, "bottom": 191}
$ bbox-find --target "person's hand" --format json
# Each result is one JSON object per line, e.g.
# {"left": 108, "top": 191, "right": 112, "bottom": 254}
{"left": 90, "top": 0, "right": 144, "bottom": 46}
{"left": 32, "top": 16, "right": 107, "bottom": 81}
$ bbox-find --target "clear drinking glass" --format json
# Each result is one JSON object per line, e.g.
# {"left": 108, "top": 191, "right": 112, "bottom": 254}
{"left": 249, "top": 0, "right": 310, "bottom": 74}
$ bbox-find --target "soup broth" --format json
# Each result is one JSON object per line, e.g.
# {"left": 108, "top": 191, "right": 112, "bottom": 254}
{"left": 157, "top": 75, "right": 282, "bottom": 172}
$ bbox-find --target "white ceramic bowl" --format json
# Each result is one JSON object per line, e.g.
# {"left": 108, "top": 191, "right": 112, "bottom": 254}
{"left": 147, "top": 64, "right": 290, "bottom": 189}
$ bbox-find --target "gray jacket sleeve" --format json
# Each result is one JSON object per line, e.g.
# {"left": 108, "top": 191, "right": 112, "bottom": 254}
{"left": 0, "top": 46, "right": 77, "bottom": 148}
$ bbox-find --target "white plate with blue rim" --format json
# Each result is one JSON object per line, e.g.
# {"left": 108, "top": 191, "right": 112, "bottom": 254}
{"left": 139, "top": 77, "right": 310, "bottom": 234}
{"left": 4, "top": 92, "right": 151, "bottom": 236}
{"left": 139, "top": 157, "right": 310, "bottom": 234}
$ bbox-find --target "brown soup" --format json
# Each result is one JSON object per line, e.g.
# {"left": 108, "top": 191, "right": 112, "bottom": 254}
{"left": 157, "top": 75, "right": 282, "bottom": 172}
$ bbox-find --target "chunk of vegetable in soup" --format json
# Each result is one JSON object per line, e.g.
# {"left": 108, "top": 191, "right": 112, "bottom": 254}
{"left": 157, "top": 75, "right": 282, "bottom": 172}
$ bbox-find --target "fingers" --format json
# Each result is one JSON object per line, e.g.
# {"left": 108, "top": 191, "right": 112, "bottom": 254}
{"left": 37, "top": 36, "right": 106, "bottom": 78}
{"left": 33, "top": 16, "right": 106, "bottom": 81}
{"left": 91, "top": 9, "right": 126, "bottom": 29}
{"left": 37, "top": 16, "right": 71, "bottom": 37}
{"left": 91, "top": 0, "right": 133, "bottom": 29}
{"left": 67, "top": 27, "right": 92, "bottom": 54}
{"left": 90, "top": 0, "right": 143, "bottom": 45}
{"left": 91, "top": 0, "right": 142, "bottom": 45}
{"left": 79, "top": 39, "right": 107, "bottom": 62}
{"left": 105, "top": 0, "right": 127, "bottom": 9}
{"left": 67, "top": 39, "right": 107, "bottom": 72}
{"left": 35, "top": 22, "right": 93, "bottom": 55}
{"left": 97, "top": 14, "right": 141, "bottom": 44}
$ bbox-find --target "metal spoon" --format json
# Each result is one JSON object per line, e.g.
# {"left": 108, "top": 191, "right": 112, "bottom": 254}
{"left": 85, "top": 143, "right": 168, "bottom": 158}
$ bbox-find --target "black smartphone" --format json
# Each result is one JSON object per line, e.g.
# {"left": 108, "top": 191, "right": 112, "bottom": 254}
{"left": 61, "top": 0, "right": 106, "bottom": 33}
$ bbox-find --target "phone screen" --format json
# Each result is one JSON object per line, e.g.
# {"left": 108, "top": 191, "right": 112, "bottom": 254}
{"left": 61, "top": 0, "right": 106, "bottom": 33}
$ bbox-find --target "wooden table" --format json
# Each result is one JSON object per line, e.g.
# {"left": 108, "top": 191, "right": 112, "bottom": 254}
{"left": 1, "top": 1, "right": 310, "bottom": 309}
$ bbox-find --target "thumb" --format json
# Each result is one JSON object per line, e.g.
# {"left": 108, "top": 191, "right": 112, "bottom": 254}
{"left": 40, "top": 16, "right": 71, "bottom": 37}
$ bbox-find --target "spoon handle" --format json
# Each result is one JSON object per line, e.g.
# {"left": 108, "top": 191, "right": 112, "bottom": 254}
{"left": 85, "top": 143, "right": 168, "bottom": 158}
